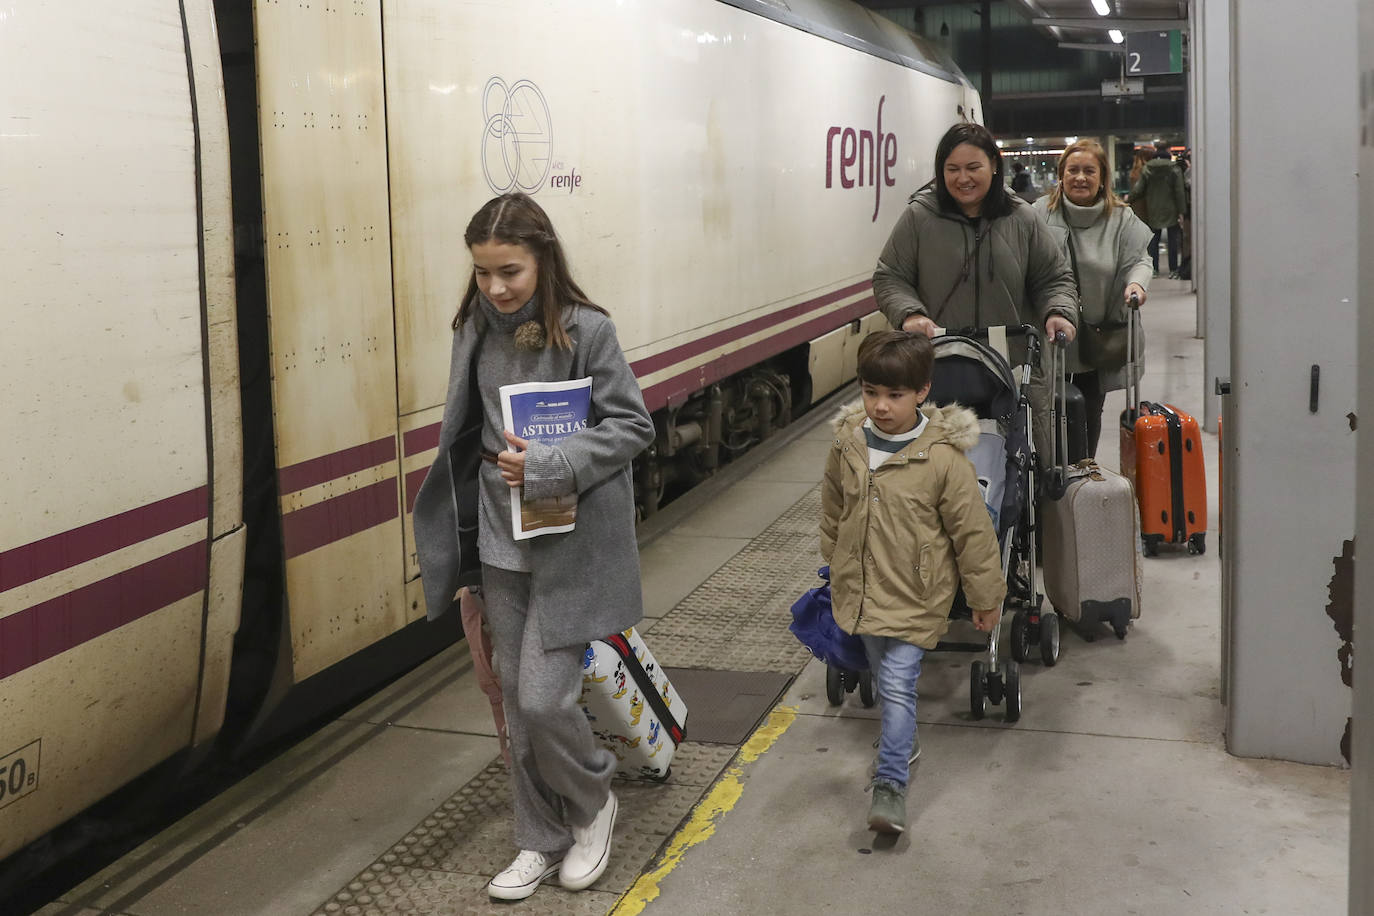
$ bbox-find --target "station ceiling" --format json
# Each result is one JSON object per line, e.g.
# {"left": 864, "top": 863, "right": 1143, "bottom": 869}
{"left": 852, "top": 0, "right": 1190, "bottom": 143}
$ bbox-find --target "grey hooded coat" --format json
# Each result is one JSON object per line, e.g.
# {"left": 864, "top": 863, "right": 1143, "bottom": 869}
{"left": 411, "top": 304, "right": 654, "bottom": 650}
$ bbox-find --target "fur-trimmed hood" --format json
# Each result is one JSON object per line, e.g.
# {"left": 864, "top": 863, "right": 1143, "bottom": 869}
{"left": 830, "top": 399, "right": 982, "bottom": 453}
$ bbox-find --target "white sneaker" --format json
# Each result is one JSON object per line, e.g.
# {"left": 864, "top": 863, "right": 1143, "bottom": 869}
{"left": 559, "top": 791, "right": 617, "bottom": 891}
{"left": 487, "top": 849, "right": 562, "bottom": 900}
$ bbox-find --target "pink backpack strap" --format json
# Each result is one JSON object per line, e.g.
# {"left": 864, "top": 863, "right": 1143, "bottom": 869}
{"left": 459, "top": 587, "right": 510, "bottom": 767}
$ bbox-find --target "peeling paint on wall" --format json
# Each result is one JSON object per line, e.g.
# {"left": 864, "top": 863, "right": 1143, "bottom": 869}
{"left": 1326, "top": 538, "right": 1354, "bottom": 763}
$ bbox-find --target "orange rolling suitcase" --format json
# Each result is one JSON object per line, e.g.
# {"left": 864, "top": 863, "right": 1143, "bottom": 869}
{"left": 1118, "top": 295, "right": 1207, "bottom": 556}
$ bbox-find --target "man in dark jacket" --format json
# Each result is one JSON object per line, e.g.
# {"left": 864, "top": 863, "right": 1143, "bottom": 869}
{"left": 1130, "top": 142, "right": 1187, "bottom": 274}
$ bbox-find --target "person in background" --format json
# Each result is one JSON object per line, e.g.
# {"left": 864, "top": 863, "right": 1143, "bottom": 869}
{"left": 820, "top": 330, "right": 1006, "bottom": 836}
{"left": 872, "top": 120, "right": 1078, "bottom": 464}
{"left": 1131, "top": 141, "right": 1187, "bottom": 275}
{"left": 1010, "top": 160, "right": 1039, "bottom": 202}
{"left": 1034, "top": 139, "right": 1153, "bottom": 457}
{"left": 411, "top": 192, "right": 655, "bottom": 902}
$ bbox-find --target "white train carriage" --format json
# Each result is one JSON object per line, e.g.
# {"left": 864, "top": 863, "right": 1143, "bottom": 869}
{"left": 0, "top": 0, "right": 978, "bottom": 864}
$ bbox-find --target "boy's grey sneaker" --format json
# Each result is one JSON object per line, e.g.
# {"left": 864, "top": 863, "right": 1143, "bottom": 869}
{"left": 867, "top": 780, "right": 907, "bottom": 834}
{"left": 868, "top": 736, "right": 920, "bottom": 777}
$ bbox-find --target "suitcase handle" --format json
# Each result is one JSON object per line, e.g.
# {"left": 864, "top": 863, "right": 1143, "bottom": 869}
{"left": 1125, "top": 291, "right": 1141, "bottom": 422}
{"left": 1048, "top": 332, "right": 1070, "bottom": 498}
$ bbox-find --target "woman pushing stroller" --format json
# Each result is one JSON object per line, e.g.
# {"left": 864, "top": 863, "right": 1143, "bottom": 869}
{"left": 872, "top": 121, "right": 1078, "bottom": 461}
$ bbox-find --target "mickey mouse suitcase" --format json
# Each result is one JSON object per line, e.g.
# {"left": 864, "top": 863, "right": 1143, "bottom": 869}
{"left": 578, "top": 628, "right": 687, "bottom": 780}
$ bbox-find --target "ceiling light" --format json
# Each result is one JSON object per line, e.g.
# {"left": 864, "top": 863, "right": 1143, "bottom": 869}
{"left": 1025, "top": 137, "right": 1035, "bottom": 144}
{"left": 1065, "top": 136, "right": 1079, "bottom": 144}
{"left": 1109, "top": 29, "right": 1124, "bottom": 43}
{"left": 1091, "top": 0, "right": 1110, "bottom": 15}
{"left": 995, "top": 139, "right": 1005, "bottom": 148}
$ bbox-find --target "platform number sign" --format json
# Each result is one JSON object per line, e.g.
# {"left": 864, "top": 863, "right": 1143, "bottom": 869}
{"left": 1125, "top": 31, "right": 1183, "bottom": 77}
{"left": 0, "top": 740, "right": 40, "bottom": 810}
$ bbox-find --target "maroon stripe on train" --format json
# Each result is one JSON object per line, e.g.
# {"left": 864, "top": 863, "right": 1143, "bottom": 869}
{"left": 404, "top": 467, "right": 430, "bottom": 514}
{"left": 281, "top": 478, "right": 399, "bottom": 559}
{"left": 0, "top": 487, "right": 208, "bottom": 594}
{"left": 628, "top": 280, "right": 872, "bottom": 378}
{"left": 640, "top": 296, "right": 875, "bottom": 412}
{"left": 403, "top": 424, "right": 441, "bottom": 457}
{"left": 277, "top": 436, "right": 397, "bottom": 496}
{"left": 0, "top": 541, "right": 208, "bottom": 680}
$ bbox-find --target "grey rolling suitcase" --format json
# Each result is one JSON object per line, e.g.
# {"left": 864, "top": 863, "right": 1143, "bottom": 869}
{"left": 1041, "top": 338, "right": 1143, "bottom": 640}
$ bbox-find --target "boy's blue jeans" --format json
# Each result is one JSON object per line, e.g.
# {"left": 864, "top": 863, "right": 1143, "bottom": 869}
{"left": 860, "top": 635, "right": 925, "bottom": 788}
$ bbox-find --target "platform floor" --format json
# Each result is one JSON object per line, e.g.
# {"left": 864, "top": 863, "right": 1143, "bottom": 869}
{"left": 37, "top": 281, "right": 1351, "bottom": 916}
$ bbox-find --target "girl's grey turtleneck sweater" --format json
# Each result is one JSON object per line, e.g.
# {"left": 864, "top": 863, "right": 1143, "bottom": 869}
{"left": 474, "top": 295, "right": 575, "bottom": 572}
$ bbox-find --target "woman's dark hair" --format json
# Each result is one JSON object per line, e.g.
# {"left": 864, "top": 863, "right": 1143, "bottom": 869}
{"left": 453, "top": 192, "right": 606, "bottom": 347}
{"left": 856, "top": 330, "right": 934, "bottom": 393}
{"left": 933, "top": 122, "right": 1011, "bottom": 219}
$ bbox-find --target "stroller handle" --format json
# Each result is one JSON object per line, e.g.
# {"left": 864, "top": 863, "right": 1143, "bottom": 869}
{"left": 939, "top": 323, "right": 1037, "bottom": 341}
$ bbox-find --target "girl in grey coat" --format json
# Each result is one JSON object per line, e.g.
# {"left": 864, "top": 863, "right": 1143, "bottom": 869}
{"left": 872, "top": 122, "right": 1078, "bottom": 462}
{"left": 1033, "top": 139, "right": 1153, "bottom": 456}
{"left": 411, "top": 193, "right": 654, "bottom": 901}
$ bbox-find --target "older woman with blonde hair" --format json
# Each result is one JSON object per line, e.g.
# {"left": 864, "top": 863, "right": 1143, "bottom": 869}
{"left": 1033, "top": 139, "right": 1153, "bottom": 457}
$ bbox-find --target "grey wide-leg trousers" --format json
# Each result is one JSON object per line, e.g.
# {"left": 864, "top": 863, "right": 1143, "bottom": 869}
{"left": 481, "top": 564, "right": 616, "bottom": 853}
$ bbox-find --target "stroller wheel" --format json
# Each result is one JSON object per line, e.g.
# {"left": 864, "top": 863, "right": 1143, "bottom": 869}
{"left": 1004, "top": 660, "right": 1022, "bottom": 723}
{"left": 1010, "top": 611, "right": 1030, "bottom": 663}
{"left": 825, "top": 664, "right": 844, "bottom": 706}
{"left": 1040, "top": 612, "right": 1061, "bottom": 667}
{"left": 969, "top": 661, "right": 987, "bottom": 720}
{"left": 987, "top": 669, "right": 1005, "bottom": 707}
{"left": 858, "top": 669, "right": 876, "bottom": 707}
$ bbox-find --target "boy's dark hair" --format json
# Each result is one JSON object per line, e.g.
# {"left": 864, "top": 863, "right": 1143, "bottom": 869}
{"left": 856, "top": 330, "right": 934, "bottom": 392}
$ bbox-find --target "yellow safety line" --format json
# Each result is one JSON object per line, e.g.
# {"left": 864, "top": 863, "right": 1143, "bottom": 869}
{"left": 610, "top": 705, "right": 797, "bottom": 916}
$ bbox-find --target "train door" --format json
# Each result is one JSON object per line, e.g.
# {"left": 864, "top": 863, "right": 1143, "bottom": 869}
{"left": 252, "top": 1, "right": 409, "bottom": 681}
{"left": 0, "top": 0, "right": 243, "bottom": 858}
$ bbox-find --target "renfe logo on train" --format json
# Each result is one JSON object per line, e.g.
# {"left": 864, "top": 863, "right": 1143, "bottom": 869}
{"left": 825, "top": 96, "right": 898, "bottom": 222}
{"left": 481, "top": 77, "right": 583, "bottom": 196}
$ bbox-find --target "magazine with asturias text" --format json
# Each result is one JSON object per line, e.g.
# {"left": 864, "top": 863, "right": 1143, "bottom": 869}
{"left": 498, "top": 377, "right": 592, "bottom": 540}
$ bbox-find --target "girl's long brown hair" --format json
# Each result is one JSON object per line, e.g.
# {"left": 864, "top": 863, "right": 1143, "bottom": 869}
{"left": 1047, "top": 138, "right": 1123, "bottom": 212}
{"left": 453, "top": 193, "right": 606, "bottom": 348}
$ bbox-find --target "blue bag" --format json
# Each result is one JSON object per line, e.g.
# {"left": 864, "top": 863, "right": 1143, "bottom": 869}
{"left": 788, "top": 567, "right": 869, "bottom": 671}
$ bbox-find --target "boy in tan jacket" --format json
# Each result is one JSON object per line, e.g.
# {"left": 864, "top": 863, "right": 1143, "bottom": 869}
{"left": 820, "top": 331, "right": 1007, "bottom": 834}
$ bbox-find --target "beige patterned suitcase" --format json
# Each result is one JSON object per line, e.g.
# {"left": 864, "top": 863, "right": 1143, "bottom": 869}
{"left": 1041, "top": 460, "right": 1142, "bottom": 640}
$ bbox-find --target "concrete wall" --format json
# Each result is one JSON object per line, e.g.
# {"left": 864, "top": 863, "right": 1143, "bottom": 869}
{"left": 1224, "top": 0, "right": 1357, "bottom": 765}
{"left": 1351, "top": 3, "right": 1374, "bottom": 909}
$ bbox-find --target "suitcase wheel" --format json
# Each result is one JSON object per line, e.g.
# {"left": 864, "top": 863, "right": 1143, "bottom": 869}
{"left": 1142, "top": 535, "right": 1162, "bottom": 558}
{"left": 1113, "top": 621, "right": 1129, "bottom": 640}
{"left": 970, "top": 661, "right": 987, "bottom": 720}
{"left": 650, "top": 766, "right": 672, "bottom": 784}
{"left": 1188, "top": 533, "right": 1206, "bottom": 556}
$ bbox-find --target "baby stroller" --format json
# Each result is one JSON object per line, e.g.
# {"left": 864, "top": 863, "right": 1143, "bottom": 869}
{"left": 926, "top": 325, "right": 1057, "bottom": 723}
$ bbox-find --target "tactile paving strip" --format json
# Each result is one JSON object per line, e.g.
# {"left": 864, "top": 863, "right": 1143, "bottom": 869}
{"left": 311, "top": 487, "right": 825, "bottom": 914}
{"left": 646, "top": 486, "right": 825, "bottom": 673}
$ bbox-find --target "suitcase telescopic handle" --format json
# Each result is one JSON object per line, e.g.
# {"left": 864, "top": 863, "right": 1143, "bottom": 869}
{"left": 1126, "top": 291, "right": 1141, "bottom": 420}
{"left": 1049, "top": 331, "right": 1069, "bottom": 497}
